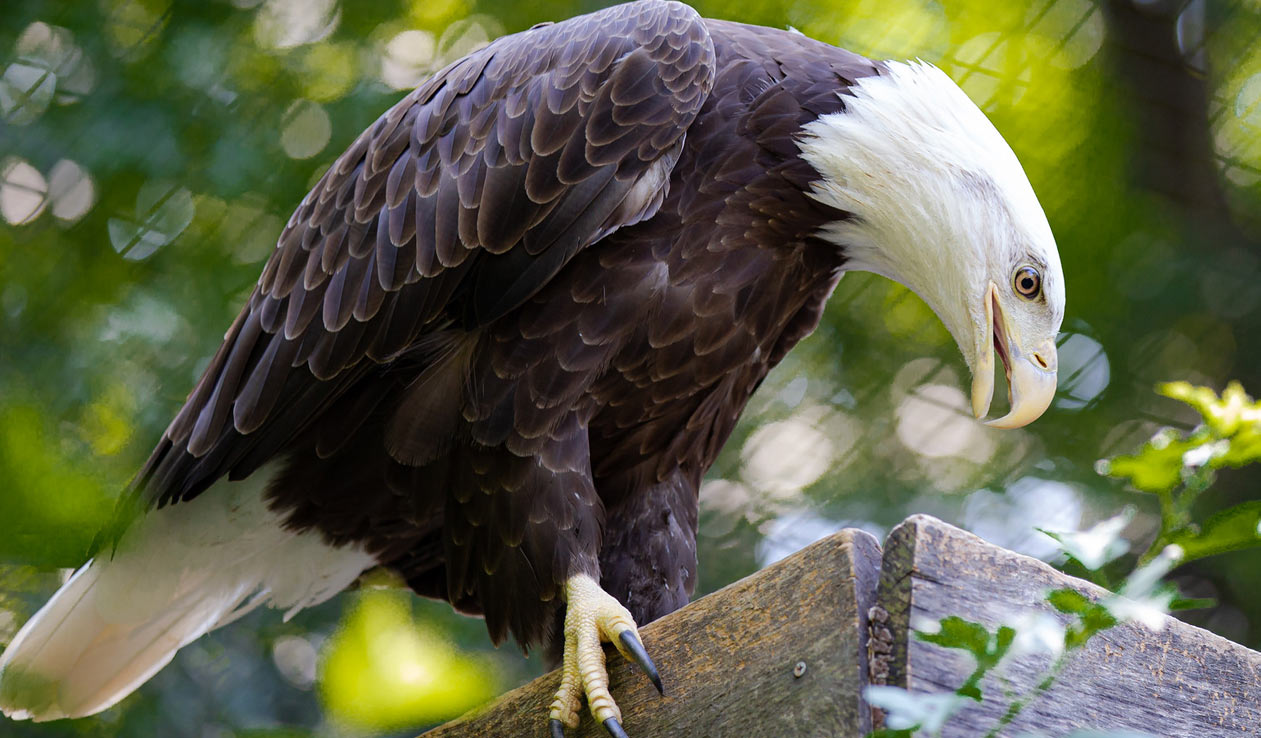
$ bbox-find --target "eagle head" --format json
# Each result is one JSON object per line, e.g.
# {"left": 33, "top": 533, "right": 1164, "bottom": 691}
{"left": 797, "top": 60, "right": 1065, "bottom": 429}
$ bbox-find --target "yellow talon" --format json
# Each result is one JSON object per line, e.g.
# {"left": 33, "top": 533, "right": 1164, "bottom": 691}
{"left": 547, "top": 574, "right": 654, "bottom": 735}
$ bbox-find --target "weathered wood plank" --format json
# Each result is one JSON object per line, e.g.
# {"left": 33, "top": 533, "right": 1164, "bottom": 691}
{"left": 427, "top": 529, "right": 882, "bottom": 737}
{"left": 875, "top": 514, "right": 1261, "bottom": 737}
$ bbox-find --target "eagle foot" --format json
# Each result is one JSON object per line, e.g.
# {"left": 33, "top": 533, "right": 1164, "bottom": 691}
{"left": 547, "top": 575, "right": 661, "bottom": 737}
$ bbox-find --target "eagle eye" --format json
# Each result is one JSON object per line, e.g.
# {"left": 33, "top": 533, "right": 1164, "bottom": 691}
{"left": 1013, "top": 266, "right": 1041, "bottom": 299}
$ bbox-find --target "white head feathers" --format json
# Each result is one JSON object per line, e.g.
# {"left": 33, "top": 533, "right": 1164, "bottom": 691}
{"left": 796, "top": 60, "right": 1064, "bottom": 367}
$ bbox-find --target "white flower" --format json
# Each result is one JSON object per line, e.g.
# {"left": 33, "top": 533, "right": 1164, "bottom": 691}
{"left": 863, "top": 686, "right": 968, "bottom": 734}
{"left": 1006, "top": 610, "right": 1066, "bottom": 658}
{"left": 1040, "top": 508, "right": 1135, "bottom": 570}
{"left": 1103, "top": 545, "right": 1184, "bottom": 631}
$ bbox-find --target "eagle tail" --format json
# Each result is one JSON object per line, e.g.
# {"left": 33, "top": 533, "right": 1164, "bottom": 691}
{"left": 0, "top": 469, "right": 376, "bottom": 722}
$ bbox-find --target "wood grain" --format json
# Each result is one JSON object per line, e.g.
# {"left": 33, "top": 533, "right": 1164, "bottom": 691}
{"left": 876, "top": 514, "right": 1261, "bottom": 737}
{"left": 425, "top": 529, "right": 882, "bottom": 737}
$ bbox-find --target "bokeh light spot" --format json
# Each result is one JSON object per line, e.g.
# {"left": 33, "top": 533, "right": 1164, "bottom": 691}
{"left": 1025, "top": 0, "right": 1104, "bottom": 70}
{"left": 79, "top": 383, "right": 135, "bottom": 456}
{"left": 0, "top": 21, "right": 95, "bottom": 125}
{"left": 1175, "top": 0, "right": 1207, "bottom": 72}
{"left": 406, "top": 0, "right": 470, "bottom": 27}
{"left": 382, "top": 30, "right": 437, "bottom": 90}
{"left": 255, "top": 0, "right": 340, "bottom": 50}
{"left": 169, "top": 26, "right": 228, "bottom": 93}
{"left": 896, "top": 383, "right": 980, "bottom": 458}
{"left": 950, "top": 33, "right": 1032, "bottom": 110}
{"left": 434, "top": 17, "right": 499, "bottom": 67}
{"left": 102, "top": 0, "right": 171, "bottom": 57}
{"left": 700, "top": 478, "right": 751, "bottom": 512}
{"left": 882, "top": 285, "right": 949, "bottom": 344}
{"left": 281, "top": 99, "right": 332, "bottom": 160}
{"left": 320, "top": 589, "right": 496, "bottom": 731}
{"left": 16, "top": 21, "right": 95, "bottom": 104}
{"left": 740, "top": 407, "right": 837, "bottom": 497}
{"left": 964, "top": 477, "right": 1081, "bottom": 560}
{"left": 0, "top": 158, "right": 49, "bottom": 225}
{"left": 757, "top": 512, "right": 844, "bottom": 566}
{"left": 802, "top": 0, "right": 948, "bottom": 62}
{"left": 779, "top": 375, "right": 809, "bottom": 409}
{"left": 272, "top": 634, "right": 318, "bottom": 690}
{"left": 108, "top": 181, "right": 195, "bottom": 260}
{"left": 1213, "top": 46, "right": 1261, "bottom": 190}
{"left": 47, "top": 159, "right": 96, "bottom": 223}
{"left": 301, "top": 42, "right": 358, "bottom": 102}
{"left": 1055, "top": 331, "right": 1109, "bottom": 410}
{"left": 0, "top": 61, "right": 56, "bottom": 126}
{"left": 214, "top": 195, "right": 284, "bottom": 265}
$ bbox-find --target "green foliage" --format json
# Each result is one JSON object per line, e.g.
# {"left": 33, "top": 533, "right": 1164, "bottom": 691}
{"left": 1170, "top": 501, "right": 1261, "bottom": 561}
{"left": 914, "top": 617, "right": 1015, "bottom": 701}
{"left": 1045, "top": 588, "right": 1117, "bottom": 651}
{"left": 1102, "top": 382, "right": 1261, "bottom": 566}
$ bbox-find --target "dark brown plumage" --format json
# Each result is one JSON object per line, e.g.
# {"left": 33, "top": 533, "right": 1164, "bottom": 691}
{"left": 134, "top": 0, "right": 881, "bottom": 653}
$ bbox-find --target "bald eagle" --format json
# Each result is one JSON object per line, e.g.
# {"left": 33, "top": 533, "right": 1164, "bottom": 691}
{"left": 0, "top": 1, "right": 1064, "bottom": 734}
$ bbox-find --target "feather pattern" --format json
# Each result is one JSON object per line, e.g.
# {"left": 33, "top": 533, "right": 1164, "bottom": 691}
{"left": 138, "top": 0, "right": 717, "bottom": 507}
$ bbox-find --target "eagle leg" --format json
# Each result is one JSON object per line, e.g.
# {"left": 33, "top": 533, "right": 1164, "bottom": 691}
{"left": 547, "top": 574, "right": 660, "bottom": 737}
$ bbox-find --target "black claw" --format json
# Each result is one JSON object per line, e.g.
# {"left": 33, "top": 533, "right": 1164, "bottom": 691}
{"left": 550, "top": 718, "right": 567, "bottom": 738}
{"left": 618, "top": 630, "right": 664, "bottom": 695}
{"left": 603, "top": 717, "right": 629, "bottom": 738}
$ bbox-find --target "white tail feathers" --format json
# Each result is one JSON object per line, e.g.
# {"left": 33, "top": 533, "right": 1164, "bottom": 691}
{"left": 0, "top": 468, "right": 376, "bottom": 721}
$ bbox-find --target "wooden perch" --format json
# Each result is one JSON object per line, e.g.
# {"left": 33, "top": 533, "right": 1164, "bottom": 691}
{"left": 428, "top": 515, "right": 1261, "bottom": 737}
{"left": 877, "top": 514, "right": 1261, "bottom": 737}
{"left": 427, "top": 529, "right": 882, "bottom": 737}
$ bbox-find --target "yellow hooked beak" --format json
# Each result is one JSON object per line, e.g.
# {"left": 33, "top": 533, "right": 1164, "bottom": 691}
{"left": 970, "top": 282, "right": 1058, "bottom": 429}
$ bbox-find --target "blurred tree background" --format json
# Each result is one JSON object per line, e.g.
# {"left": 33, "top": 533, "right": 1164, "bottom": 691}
{"left": 0, "top": 0, "right": 1258, "bottom": 735}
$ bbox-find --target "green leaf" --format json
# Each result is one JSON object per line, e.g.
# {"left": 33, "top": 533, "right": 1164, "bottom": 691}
{"left": 1169, "top": 597, "right": 1215, "bottom": 611}
{"left": 915, "top": 617, "right": 1016, "bottom": 700}
{"left": 916, "top": 616, "right": 991, "bottom": 655}
{"left": 1104, "top": 382, "right": 1261, "bottom": 496}
{"left": 1159, "top": 381, "right": 1261, "bottom": 437}
{"left": 1217, "top": 426, "right": 1261, "bottom": 468}
{"left": 1046, "top": 588, "right": 1093, "bottom": 615}
{"left": 1046, "top": 588, "right": 1119, "bottom": 650}
{"left": 1167, "top": 501, "right": 1261, "bottom": 562}
{"left": 1102, "top": 430, "right": 1209, "bottom": 494}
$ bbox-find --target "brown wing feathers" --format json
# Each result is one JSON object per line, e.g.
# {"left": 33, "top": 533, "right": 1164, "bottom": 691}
{"left": 134, "top": 1, "right": 718, "bottom": 508}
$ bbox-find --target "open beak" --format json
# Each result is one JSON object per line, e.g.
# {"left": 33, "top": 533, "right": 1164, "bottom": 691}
{"left": 970, "top": 282, "right": 1058, "bottom": 429}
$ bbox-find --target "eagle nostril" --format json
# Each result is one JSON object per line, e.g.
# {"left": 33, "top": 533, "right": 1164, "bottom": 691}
{"left": 1033, "top": 352, "right": 1049, "bottom": 370}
